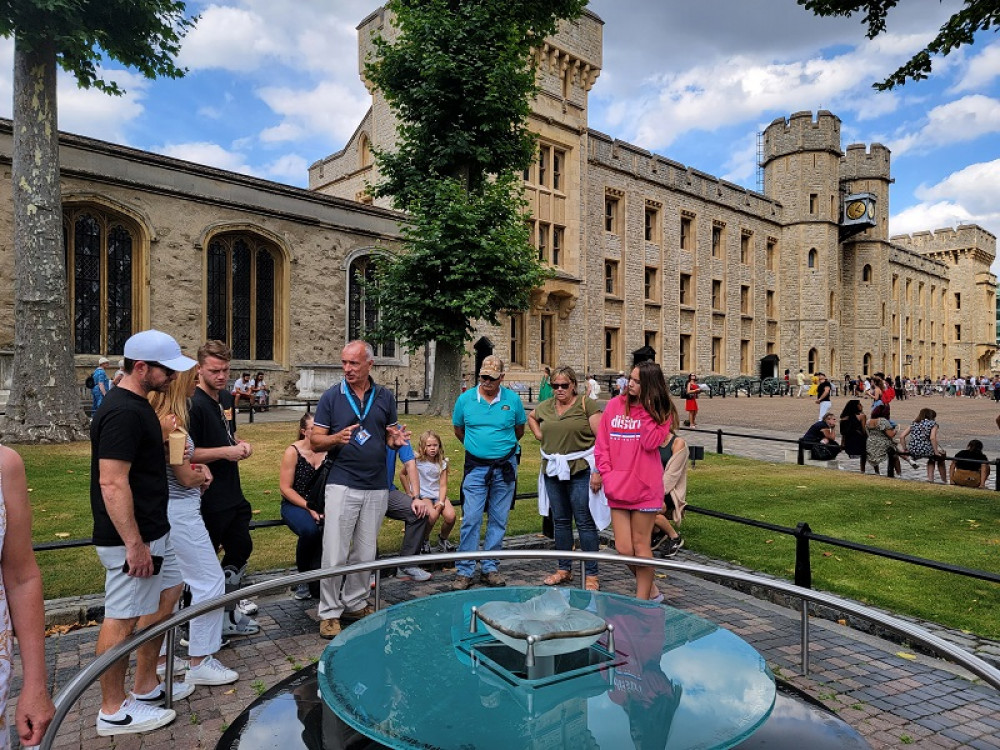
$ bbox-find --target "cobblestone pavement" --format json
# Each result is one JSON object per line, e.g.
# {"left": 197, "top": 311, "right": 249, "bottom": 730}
{"left": 23, "top": 394, "right": 1000, "bottom": 749}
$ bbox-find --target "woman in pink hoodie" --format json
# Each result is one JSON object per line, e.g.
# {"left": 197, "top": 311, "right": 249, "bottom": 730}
{"left": 594, "top": 361, "right": 676, "bottom": 601}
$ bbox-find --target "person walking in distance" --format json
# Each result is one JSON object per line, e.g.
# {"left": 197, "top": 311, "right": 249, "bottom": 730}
{"left": 188, "top": 341, "right": 260, "bottom": 638}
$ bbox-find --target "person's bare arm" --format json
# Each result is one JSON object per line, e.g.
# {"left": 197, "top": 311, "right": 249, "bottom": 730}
{"left": 98, "top": 458, "right": 153, "bottom": 577}
{"left": 526, "top": 410, "right": 542, "bottom": 441}
{"left": 191, "top": 444, "right": 246, "bottom": 464}
{"left": 311, "top": 422, "right": 357, "bottom": 453}
{"left": 514, "top": 423, "right": 525, "bottom": 441}
{"left": 454, "top": 425, "right": 465, "bottom": 443}
{"left": 0, "top": 448, "right": 54, "bottom": 745}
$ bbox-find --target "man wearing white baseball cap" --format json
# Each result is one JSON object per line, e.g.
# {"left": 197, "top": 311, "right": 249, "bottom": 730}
{"left": 91, "top": 330, "right": 197, "bottom": 736}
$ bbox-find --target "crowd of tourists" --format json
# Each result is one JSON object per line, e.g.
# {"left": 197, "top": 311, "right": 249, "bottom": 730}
{"left": 798, "top": 371, "right": 994, "bottom": 488}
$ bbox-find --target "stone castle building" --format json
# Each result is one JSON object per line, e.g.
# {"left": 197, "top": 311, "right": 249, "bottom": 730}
{"left": 0, "top": 7, "right": 995, "bottom": 404}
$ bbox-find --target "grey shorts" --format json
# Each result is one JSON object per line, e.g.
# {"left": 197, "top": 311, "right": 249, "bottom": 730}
{"left": 96, "top": 534, "right": 182, "bottom": 619}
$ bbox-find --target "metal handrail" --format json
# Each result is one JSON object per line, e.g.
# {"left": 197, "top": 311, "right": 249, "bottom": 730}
{"left": 39, "top": 549, "right": 1000, "bottom": 750}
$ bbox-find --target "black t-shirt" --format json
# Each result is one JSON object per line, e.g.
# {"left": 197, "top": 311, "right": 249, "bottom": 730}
{"left": 90, "top": 386, "right": 170, "bottom": 546}
{"left": 802, "top": 421, "right": 833, "bottom": 445}
{"left": 189, "top": 387, "right": 246, "bottom": 511}
{"left": 816, "top": 381, "right": 831, "bottom": 402}
{"left": 954, "top": 449, "right": 987, "bottom": 472}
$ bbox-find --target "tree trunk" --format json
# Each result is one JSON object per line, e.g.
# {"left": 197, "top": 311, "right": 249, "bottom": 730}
{"left": 425, "top": 340, "right": 463, "bottom": 416}
{"left": 2, "top": 37, "right": 89, "bottom": 443}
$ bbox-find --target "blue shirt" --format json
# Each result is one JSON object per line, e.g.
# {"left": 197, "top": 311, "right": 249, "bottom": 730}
{"left": 452, "top": 385, "right": 526, "bottom": 459}
{"left": 386, "top": 442, "right": 415, "bottom": 490}
{"left": 92, "top": 366, "right": 110, "bottom": 396}
{"left": 314, "top": 378, "right": 397, "bottom": 490}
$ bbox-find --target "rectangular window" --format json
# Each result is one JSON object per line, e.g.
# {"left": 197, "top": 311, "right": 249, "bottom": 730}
{"left": 954, "top": 292, "right": 961, "bottom": 310}
{"left": 681, "top": 216, "right": 693, "bottom": 250}
{"left": 955, "top": 324, "right": 962, "bottom": 341}
{"left": 712, "top": 279, "right": 723, "bottom": 310}
{"left": 766, "top": 289, "right": 775, "bottom": 318}
{"left": 552, "top": 149, "right": 563, "bottom": 191}
{"left": 740, "top": 232, "right": 751, "bottom": 264}
{"left": 644, "top": 330, "right": 658, "bottom": 352}
{"left": 740, "top": 285, "right": 750, "bottom": 314}
{"left": 538, "top": 149, "right": 547, "bottom": 187}
{"left": 604, "top": 260, "right": 619, "bottom": 295}
{"left": 552, "top": 226, "right": 563, "bottom": 267}
{"left": 540, "top": 314, "right": 554, "bottom": 366}
{"left": 508, "top": 314, "right": 524, "bottom": 366}
{"left": 679, "top": 334, "right": 691, "bottom": 371}
{"left": 644, "top": 266, "right": 658, "bottom": 301}
{"left": 711, "top": 337, "right": 723, "bottom": 372}
{"left": 679, "top": 273, "right": 692, "bottom": 306}
{"left": 766, "top": 238, "right": 776, "bottom": 271}
{"left": 604, "top": 328, "right": 619, "bottom": 370}
{"left": 537, "top": 222, "right": 549, "bottom": 262}
{"left": 809, "top": 193, "right": 818, "bottom": 214}
{"left": 644, "top": 203, "right": 660, "bottom": 243}
{"left": 605, "top": 195, "right": 620, "bottom": 233}
{"left": 711, "top": 224, "right": 721, "bottom": 257}
{"left": 740, "top": 339, "right": 750, "bottom": 373}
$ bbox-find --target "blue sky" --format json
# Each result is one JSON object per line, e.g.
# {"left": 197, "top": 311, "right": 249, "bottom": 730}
{"left": 2, "top": 1, "right": 998, "bottom": 269}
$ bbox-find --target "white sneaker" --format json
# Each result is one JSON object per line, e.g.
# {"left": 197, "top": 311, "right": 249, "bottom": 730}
{"left": 156, "top": 657, "right": 189, "bottom": 678}
{"left": 222, "top": 610, "right": 260, "bottom": 636}
{"left": 185, "top": 656, "right": 239, "bottom": 686}
{"left": 97, "top": 698, "right": 176, "bottom": 736}
{"left": 237, "top": 598, "right": 258, "bottom": 617}
{"left": 132, "top": 680, "right": 195, "bottom": 706}
{"left": 398, "top": 566, "right": 432, "bottom": 582}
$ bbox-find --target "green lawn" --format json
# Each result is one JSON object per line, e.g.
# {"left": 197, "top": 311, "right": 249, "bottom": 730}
{"left": 18, "top": 416, "right": 1000, "bottom": 638}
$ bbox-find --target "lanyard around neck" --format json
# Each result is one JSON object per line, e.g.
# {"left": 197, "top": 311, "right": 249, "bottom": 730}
{"left": 341, "top": 379, "right": 376, "bottom": 425}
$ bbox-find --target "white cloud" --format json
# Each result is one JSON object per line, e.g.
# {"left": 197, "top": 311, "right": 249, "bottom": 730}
{"left": 263, "top": 153, "right": 308, "bottom": 182}
{"left": 155, "top": 141, "right": 254, "bottom": 175}
{"left": 891, "top": 201, "right": 974, "bottom": 238}
{"left": 256, "top": 80, "right": 369, "bottom": 145}
{"left": 888, "top": 95, "right": 1000, "bottom": 156}
{"left": 57, "top": 69, "right": 150, "bottom": 143}
{"left": 178, "top": 5, "right": 283, "bottom": 72}
{"left": 954, "top": 40, "right": 1000, "bottom": 92}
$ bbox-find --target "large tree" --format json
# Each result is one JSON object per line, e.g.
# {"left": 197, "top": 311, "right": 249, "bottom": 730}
{"left": 365, "top": 0, "right": 586, "bottom": 415}
{"left": 799, "top": 0, "right": 1000, "bottom": 90}
{"left": 0, "top": 1, "right": 195, "bottom": 442}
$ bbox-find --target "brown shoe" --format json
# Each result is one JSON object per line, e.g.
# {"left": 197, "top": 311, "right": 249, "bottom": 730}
{"left": 585, "top": 576, "right": 600, "bottom": 591}
{"left": 319, "top": 618, "right": 341, "bottom": 640}
{"left": 482, "top": 571, "right": 506, "bottom": 587}
{"left": 543, "top": 570, "right": 573, "bottom": 586}
{"left": 452, "top": 574, "right": 474, "bottom": 591}
{"left": 342, "top": 605, "right": 374, "bottom": 622}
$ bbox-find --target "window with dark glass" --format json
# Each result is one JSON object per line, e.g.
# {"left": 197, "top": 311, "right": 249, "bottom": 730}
{"left": 346, "top": 255, "right": 396, "bottom": 359}
{"left": 206, "top": 234, "right": 278, "bottom": 360}
{"left": 64, "top": 208, "right": 136, "bottom": 355}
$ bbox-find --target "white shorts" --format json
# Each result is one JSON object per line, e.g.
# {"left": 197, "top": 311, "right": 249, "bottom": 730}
{"left": 96, "top": 534, "right": 182, "bottom": 619}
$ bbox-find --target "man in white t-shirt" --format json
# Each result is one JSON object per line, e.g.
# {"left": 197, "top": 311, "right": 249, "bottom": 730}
{"left": 587, "top": 374, "right": 600, "bottom": 400}
{"left": 231, "top": 372, "right": 253, "bottom": 411}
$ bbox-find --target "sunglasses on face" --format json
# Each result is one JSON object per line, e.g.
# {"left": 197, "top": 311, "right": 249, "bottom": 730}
{"left": 551, "top": 382, "right": 572, "bottom": 390}
{"left": 480, "top": 375, "right": 500, "bottom": 382}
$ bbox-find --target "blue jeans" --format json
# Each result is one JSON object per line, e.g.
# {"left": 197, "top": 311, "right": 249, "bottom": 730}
{"left": 546, "top": 471, "right": 599, "bottom": 577}
{"left": 456, "top": 457, "right": 517, "bottom": 577}
{"left": 280, "top": 500, "right": 323, "bottom": 577}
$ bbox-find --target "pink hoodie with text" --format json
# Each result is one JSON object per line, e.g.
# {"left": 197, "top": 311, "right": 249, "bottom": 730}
{"left": 595, "top": 395, "right": 673, "bottom": 511}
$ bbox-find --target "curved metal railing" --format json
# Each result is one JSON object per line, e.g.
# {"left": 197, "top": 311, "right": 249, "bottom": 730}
{"left": 39, "top": 549, "right": 1000, "bottom": 750}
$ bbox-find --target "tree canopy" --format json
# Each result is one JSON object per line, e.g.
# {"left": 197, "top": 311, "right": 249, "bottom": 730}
{"left": 0, "top": 0, "right": 195, "bottom": 94}
{"left": 364, "top": 0, "right": 586, "bottom": 411}
{"left": 798, "top": 0, "right": 1000, "bottom": 90}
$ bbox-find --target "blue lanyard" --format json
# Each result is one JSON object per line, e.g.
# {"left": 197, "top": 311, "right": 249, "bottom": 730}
{"left": 341, "top": 380, "right": 376, "bottom": 425}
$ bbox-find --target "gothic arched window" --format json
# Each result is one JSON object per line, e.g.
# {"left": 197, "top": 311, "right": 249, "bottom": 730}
{"left": 206, "top": 234, "right": 278, "bottom": 360}
{"left": 348, "top": 255, "right": 395, "bottom": 359}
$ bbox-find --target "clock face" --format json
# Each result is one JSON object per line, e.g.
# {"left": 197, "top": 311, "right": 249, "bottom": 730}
{"left": 867, "top": 202, "right": 876, "bottom": 220}
{"left": 846, "top": 200, "right": 867, "bottom": 221}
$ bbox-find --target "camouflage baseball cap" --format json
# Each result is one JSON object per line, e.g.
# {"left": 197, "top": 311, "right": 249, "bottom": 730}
{"left": 480, "top": 355, "right": 505, "bottom": 378}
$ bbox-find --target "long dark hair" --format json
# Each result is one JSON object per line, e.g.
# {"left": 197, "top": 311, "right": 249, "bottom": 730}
{"left": 627, "top": 361, "right": 677, "bottom": 427}
{"left": 839, "top": 399, "right": 862, "bottom": 419}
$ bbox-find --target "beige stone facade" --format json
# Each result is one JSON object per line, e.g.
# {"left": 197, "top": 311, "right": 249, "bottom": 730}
{"left": 1, "top": 7, "right": 994, "bottom": 406}
{"left": 316, "top": 9, "right": 996, "bottom": 386}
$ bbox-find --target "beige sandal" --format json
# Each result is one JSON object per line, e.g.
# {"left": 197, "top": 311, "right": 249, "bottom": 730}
{"left": 543, "top": 570, "right": 573, "bottom": 586}
{"left": 585, "top": 576, "right": 600, "bottom": 591}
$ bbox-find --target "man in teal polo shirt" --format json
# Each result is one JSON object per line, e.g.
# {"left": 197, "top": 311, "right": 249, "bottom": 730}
{"left": 452, "top": 355, "right": 526, "bottom": 589}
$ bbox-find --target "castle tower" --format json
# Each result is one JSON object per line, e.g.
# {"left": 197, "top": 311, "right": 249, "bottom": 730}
{"left": 840, "top": 143, "right": 893, "bottom": 374}
{"left": 761, "top": 111, "right": 843, "bottom": 375}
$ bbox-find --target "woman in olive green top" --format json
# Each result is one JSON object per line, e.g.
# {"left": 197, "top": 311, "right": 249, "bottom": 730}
{"left": 527, "top": 365, "right": 604, "bottom": 590}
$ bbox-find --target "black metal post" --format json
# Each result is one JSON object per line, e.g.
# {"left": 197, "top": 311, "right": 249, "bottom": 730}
{"left": 793, "top": 522, "right": 812, "bottom": 589}
{"left": 404, "top": 398, "right": 410, "bottom": 415}
{"left": 248, "top": 405, "right": 254, "bottom": 424}
{"left": 715, "top": 429, "right": 723, "bottom": 454}
{"left": 797, "top": 440, "right": 805, "bottom": 465}
{"left": 887, "top": 449, "right": 896, "bottom": 478}
{"left": 528, "top": 387, "right": 533, "bottom": 402}
{"left": 995, "top": 459, "right": 1000, "bottom": 492}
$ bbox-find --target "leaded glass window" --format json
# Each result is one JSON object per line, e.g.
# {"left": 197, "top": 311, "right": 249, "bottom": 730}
{"left": 348, "top": 255, "right": 395, "bottom": 359}
{"left": 64, "top": 208, "right": 136, "bottom": 355}
{"left": 206, "top": 234, "right": 278, "bottom": 361}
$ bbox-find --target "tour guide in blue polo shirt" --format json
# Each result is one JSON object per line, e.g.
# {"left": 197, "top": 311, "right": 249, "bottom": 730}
{"left": 452, "top": 355, "right": 526, "bottom": 589}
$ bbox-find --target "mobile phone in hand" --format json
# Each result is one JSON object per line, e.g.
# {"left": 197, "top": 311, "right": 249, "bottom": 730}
{"left": 122, "top": 555, "right": 164, "bottom": 575}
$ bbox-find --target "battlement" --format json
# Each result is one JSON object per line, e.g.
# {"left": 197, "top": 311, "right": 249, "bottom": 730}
{"left": 588, "top": 130, "right": 781, "bottom": 219}
{"left": 841, "top": 143, "right": 891, "bottom": 182}
{"left": 892, "top": 224, "right": 997, "bottom": 260}
{"left": 761, "top": 110, "right": 842, "bottom": 163}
